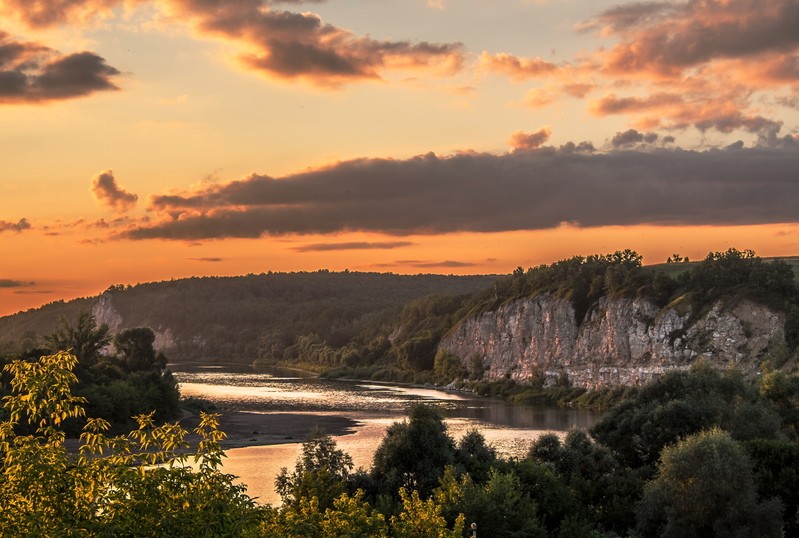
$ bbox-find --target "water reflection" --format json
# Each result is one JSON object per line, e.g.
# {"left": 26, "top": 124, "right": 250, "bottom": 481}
{"left": 172, "top": 364, "right": 602, "bottom": 506}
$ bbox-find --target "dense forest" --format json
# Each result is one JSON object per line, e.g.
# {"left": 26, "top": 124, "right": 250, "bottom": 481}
{"left": 0, "top": 271, "right": 496, "bottom": 363}
{"left": 2, "top": 353, "right": 799, "bottom": 537}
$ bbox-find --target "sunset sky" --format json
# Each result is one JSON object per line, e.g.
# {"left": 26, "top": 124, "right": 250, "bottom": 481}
{"left": 1, "top": 0, "right": 798, "bottom": 316}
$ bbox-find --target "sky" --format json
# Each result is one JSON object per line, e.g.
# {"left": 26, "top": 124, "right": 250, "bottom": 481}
{"left": 1, "top": 0, "right": 798, "bottom": 316}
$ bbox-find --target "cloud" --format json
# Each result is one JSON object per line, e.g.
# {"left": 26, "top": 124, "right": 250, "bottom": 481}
{"left": 2, "top": 0, "right": 462, "bottom": 88}
{"left": 376, "top": 260, "right": 478, "bottom": 269}
{"left": 487, "top": 1, "right": 798, "bottom": 138}
{"left": 0, "top": 0, "right": 125, "bottom": 28}
{"left": 0, "top": 32, "right": 120, "bottom": 103}
{"left": 0, "top": 218, "right": 30, "bottom": 233}
{"left": 13, "top": 289, "right": 54, "bottom": 295}
{"left": 610, "top": 129, "right": 660, "bottom": 148}
{"left": 595, "top": 0, "right": 799, "bottom": 76}
{"left": 0, "top": 279, "right": 34, "bottom": 288}
{"left": 477, "top": 52, "right": 559, "bottom": 80}
{"left": 293, "top": 241, "right": 413, "bottom": 252}
{"left": 117, "top": 143, "right": 799, "bottom": 240}
{"left": 402, "top": 260, "right": 478, "bottom": 268}
{"left": 509, "top": 128, "right": 551, "bottom": 150}
{"left": 161, "top": 0, "right": 464, "bottom": 86}
{"left": 188, "top": 257, "right": 224, "bottom": 262}
{"left": 91, "top": 170, "right": 138, "bottom": 212}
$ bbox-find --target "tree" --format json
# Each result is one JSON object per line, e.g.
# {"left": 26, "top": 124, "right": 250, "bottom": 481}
{"left": 0, "top": 351, "right": 261, "bottom": 536}
{"left": 637, "top": 428, "right": 782, "bottom": 538}
{"left": 275, "top": 430, "right": 354, "bottom": 511}
{"left": 114, "top": 327, "right": 166, "bottom": 372}
{"left": 45, "top": 311, "right": 110, "bottom": 370}
{"left": 371, "top": 404, "right": 455, "bottom": 498}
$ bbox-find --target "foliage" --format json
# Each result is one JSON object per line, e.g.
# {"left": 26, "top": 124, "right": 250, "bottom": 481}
{"left": 434, "top": 467, "right": 546, "bottom": 538}
{"left": 390, "top": 488, "right": 464, "bottom": 538}
{"left": 591, "top": 361, "right": 785, "bottom": 468}
{"left": 0, "top": 351, "right": 261, "bottom": 537}
{"left": 275, "top": 430, "right": 354, "bottom": 511}
{"left": 370, "top": 404, "right": 456, "bottom": 499}
{"left": 744, "top": 438, "right": 799, "bottom": 537}
{"left": 636, "top": 428, "right": 783, "bottom": 538}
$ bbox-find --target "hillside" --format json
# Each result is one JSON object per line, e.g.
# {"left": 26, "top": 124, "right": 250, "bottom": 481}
{"left": 0, "top": 271, "right": 496, "bottom": 363}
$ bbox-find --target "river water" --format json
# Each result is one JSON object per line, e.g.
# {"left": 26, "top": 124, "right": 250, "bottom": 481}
{"left": 172, "top": 364, "right": 601, "bottom": 506}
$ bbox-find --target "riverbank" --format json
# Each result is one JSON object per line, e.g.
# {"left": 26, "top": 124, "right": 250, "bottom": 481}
{"left": 179, "top": 410, "right": 359, "bottom": 449}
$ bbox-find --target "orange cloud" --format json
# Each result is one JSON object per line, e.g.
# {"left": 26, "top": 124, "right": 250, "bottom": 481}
{"left": 161, "top": 0, "right": 464, "bottom": 87}
{"left": 477, "top": 51, "right": 559, "bottom": 80}
{"left": 508, "top": 128, "right": 551, "bottom": 151}
{"left": 0, "top": 0, "right": 128, "bottom": 27}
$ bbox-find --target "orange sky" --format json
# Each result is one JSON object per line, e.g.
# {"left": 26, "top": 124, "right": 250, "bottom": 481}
{"left": 1, "top": 0, "right": 798, "bottom": 316}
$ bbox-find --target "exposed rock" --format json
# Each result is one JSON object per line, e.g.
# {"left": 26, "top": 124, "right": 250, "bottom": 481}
{"left": 438, "top": 295, "right": 784, "bottom": 389}
{"left": 92, "top": 292, "right": 123, "bottom": 331}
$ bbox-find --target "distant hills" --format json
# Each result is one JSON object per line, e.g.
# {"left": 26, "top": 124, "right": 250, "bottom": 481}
{"left": 0, "top": 271, "right": 497, "bottom": 362}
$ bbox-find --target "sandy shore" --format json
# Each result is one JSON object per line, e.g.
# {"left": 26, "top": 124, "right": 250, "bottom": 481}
{"left": 180, "top": 410, "right": 360, "bottom": 449}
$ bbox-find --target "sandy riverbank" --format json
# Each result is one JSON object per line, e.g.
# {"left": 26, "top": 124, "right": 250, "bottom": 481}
{"left": 179, "top": 410, "right": 360, "bottom": 449}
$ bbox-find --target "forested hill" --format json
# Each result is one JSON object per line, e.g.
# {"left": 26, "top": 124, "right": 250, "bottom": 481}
{"left": 0, "top": 271, "right": 497, "bottom": 362}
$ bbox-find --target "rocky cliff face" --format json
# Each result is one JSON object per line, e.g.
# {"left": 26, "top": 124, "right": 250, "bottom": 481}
{"left": 92, "top": 292, "right": 177, "bottom": 352}
{"left": 438, "top": 295, "right": 784, "bottom": 388}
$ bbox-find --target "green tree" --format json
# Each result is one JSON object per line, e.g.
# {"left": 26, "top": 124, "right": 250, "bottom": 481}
{"left": 0, "top": 351, "right": 261, "bottom": 536}
{"left": 371, "top": 404, "right": 455, "bottom": 498}
{"left": 114, "top": 327, "right": 166, "bottom": 372}
{"left": 275, "top": 430, "right": 354, "bottom": 511}
{"left": 45, "top": 311, "right": 110, "bottom": 370}
{"left": 390, "top": 488, "right": 464, "bottom": 538}
{"left": 637, "top": 428, "right": 782, "bottom": 538}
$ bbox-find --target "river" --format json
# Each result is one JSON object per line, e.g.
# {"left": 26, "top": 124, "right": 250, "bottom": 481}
{"left": 172, "top": 364, "right": 602, "bottom": 506}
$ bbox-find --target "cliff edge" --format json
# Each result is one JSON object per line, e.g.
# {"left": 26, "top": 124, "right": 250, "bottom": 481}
{"left": 438, "top": 295, "right": 785, "bottom": 389}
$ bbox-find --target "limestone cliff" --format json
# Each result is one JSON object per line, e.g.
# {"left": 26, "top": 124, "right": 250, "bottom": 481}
{"left": 438, "top": 295, "right": 785, "bottom": 389}
{"left": 91, "top": 292, "right": 177, "bottom": 352}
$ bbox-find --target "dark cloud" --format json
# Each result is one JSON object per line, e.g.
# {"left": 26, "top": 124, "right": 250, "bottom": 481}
{"left": 0, "top": 218, "right": 30, "bottom": 233}
{"left": 398, "top": 260, "right": 478, "bottom": 268}
{"left": 118, "top": 144, "right": 799, "bottom": 240}
{"left": 0, "top": 32, "right": 120, "bottom": 103}
{"left": 169, "top": 0, "right": 464, "bottom": 85}
{"left": 91, "top": 170, "right": 138, "bottom": 212}
{"left": 0, "top": 279, "right": 34, "bottom": 288}
{"left": 293, "top": 241, "right": 413, "bottom": 252}
{"left": 610, "top": 129, "right": 660, "bottom": 148}
{"left": 13, "top": 289, "right": 54, "bottom": 295}
{"left": 599, "top": 0, "right": 799, "bottom": 75}
{"left": 188, "top": 257, "right": 224, "bottom": 262}
{"left": 585, "top": 2, "right": 675, "bottom": 32}
{"left": 592, "top": 93, "right": 683, "bottom": 115}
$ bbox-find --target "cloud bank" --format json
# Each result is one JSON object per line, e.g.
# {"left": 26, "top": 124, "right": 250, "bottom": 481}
{"left": 118, "top": 142, "right": 799, "bottom": 240}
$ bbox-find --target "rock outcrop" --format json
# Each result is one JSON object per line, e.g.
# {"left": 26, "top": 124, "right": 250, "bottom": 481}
{"left": 438, "top": 295, "right": 785, "bottom": 389}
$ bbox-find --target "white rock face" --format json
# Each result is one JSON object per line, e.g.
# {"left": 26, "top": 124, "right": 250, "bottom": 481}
{"left": 438, "top": 295, "right": 784, "bottom": 388}
{"left": 92, "top": 292, "right": 176, "bottom": 352}
{"left": 92, "top": 293, "right": 123, "bottom": 331}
